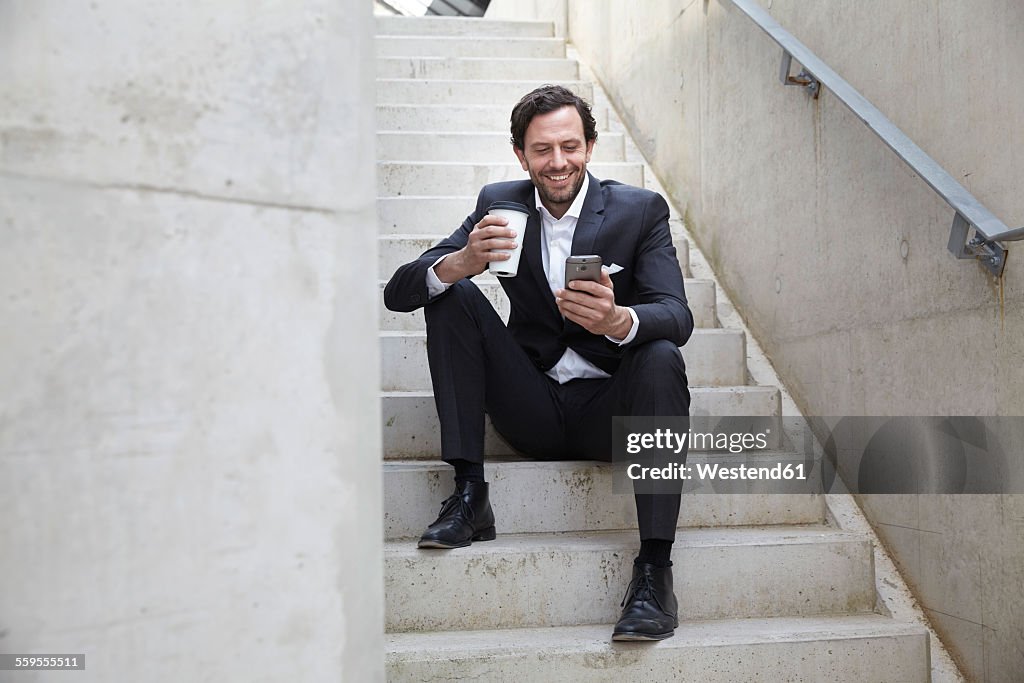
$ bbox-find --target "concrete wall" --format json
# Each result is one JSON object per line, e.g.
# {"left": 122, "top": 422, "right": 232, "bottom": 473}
{"left": 487, "top": 0, "right": 568, "bottom": 36}
{"left": 0, "top": 1, "right": 383, "bottom": 681}
{"left": 567, "top": 0, "right": 1024, "bottom": 417}
{"left": 487, "top": 0, "right": 1024, "bottom": 680}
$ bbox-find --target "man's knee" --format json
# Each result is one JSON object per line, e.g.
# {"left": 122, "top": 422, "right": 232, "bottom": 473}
{"left": 621, "top": 339, "right": 689, "bottom": 416}
{"left": 424, "top": 279, "right": 489, "bottom": 324}
{"left": 626, "top": 339, "right": 686, "bottom": 381}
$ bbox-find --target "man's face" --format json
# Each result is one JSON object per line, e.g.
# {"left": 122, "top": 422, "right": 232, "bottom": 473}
{"left": 513, "top": 105, "right": 594, "bottom": 219}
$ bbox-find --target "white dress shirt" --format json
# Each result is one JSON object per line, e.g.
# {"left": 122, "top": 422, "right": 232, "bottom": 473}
{"left": 426, "top": 174, "right": 640, "bottom": 384}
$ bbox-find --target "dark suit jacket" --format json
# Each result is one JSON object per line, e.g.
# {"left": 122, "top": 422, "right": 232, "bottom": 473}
{"left": 383, "top": 174, "right": 693, "bottom": 375}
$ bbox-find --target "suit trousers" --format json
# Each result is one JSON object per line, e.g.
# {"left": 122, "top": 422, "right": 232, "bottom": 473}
{"left": 424, "top": 279, "right": 690, "bottom": 541}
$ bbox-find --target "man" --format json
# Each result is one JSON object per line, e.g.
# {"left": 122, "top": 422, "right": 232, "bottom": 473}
{"left": 383, "top": 85, "right": 692, "bottom": 641}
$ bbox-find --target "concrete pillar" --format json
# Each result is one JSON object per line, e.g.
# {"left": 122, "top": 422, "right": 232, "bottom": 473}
{"left": 0, "top": 1, "right": 383, "bottom": 680}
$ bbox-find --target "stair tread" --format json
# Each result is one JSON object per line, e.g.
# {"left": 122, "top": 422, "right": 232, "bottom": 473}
{"left": 379, "top": 231, "right": 664, "bottom": 242}
{"left": 380, "top": 328, "right": 740, "bottom": 338}
{"left": 376, "top": 77, "right": 593, "bottom": 84}
{"left": 377, "top": 35, "right": 564, "bottom": 44}
{"left": 376, "top": 129, "right": 619, "bottom": 135}
{"left": 378, "top": 194, "right": 478, "bottom": 199}
{"left": 387, "top": 614, "right": 925, "bottom": 652}
{"left": 377, "top": 160, "right": 642, "bottom": 166}
{"left": 376, "top": 76, "right": 594, "bottom": 106}
{"left": 382, "top": 385, "right": 776, "bottom": 398}
{"left": 377, "top": 103, "right": 521, "bottom": 110}
{"left": 385, "top": 523, "right": 873, "bottom": 631}
{"left": 376, "top": 56, "right": 579, "bottom": 80}
{"left": 375, "top": 131, "right": 622, "bottom": 145}
{"left": 387, "top": 616, "right": 928, "bottom": 681}
{"left": 384, "top": 453, "right": 805, "bottom": 469}
{"left": 377, "top": 274, "right": 712, "bottom": 293}
{"left": 374, "top": 17, "right": 552, "bottom": 34}
{"left": 377, "top": 196, "right": 687, "bottom": 211}
{"left": 377, "top": 273, "right": 706, "bottom": 284}
{"left": 384, "top": 524, "right": 864, "bottom": 556}
{"left": 376, "top": 55, "right": 572, "bottom": 63}
{"left": 383, "top": 456, "right": 824, "bottom": 537}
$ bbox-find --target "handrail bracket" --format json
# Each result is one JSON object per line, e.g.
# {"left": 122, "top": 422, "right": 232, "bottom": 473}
{"left": 779, "top": 50, "right": 820, "bottom": 99}
{"left": 732, "top": 0, "right": 1019, "bottom": 280}
{"left": 947, "top": 212, "right": 1007, "bottom": 278}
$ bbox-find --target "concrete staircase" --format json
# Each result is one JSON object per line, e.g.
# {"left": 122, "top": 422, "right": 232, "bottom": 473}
{"left": 376, "top": 15, "right": 932, "bottom": 682}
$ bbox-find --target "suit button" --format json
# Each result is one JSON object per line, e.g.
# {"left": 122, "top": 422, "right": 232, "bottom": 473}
{"left": 411, "top": 294, "right": 421, "bottom": 303}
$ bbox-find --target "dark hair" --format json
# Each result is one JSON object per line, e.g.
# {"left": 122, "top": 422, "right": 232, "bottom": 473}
{"left": 509, "top": 85, "right": 598, "bottom": 150}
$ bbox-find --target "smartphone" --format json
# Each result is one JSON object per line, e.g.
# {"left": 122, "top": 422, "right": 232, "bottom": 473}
{"left": 564, "top": 255, "right": 603, "bottom": 286}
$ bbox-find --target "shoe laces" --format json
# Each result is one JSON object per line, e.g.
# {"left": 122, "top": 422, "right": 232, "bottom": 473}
{"left": 620, "top": 568, "right": 667, "bottom": 613}
{"left": 433, "top": 492, "right": 473, "bottom": 524}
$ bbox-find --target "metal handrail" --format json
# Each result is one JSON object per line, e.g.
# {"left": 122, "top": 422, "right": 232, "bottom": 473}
{"left": 728, "top": 0, "right": 1023, "bottom": 277}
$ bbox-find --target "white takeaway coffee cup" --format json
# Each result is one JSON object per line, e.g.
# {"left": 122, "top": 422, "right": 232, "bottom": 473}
{"left": 486, "top": 201, "right": 530, "bottom": 277}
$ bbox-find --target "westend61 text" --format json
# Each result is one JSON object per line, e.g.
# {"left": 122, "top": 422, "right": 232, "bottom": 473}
{"left": 625, "top": 428, "right": 770, "bottom": 454}
{"left": 627, "top": 462, "right": 807, "bottom": 481}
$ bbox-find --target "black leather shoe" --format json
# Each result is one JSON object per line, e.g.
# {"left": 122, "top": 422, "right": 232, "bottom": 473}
{"left": 417, "top": 481, "right": 496, "bottom": 549}
{"left": 612, "top": 561, "right": 679, "bottom": 641}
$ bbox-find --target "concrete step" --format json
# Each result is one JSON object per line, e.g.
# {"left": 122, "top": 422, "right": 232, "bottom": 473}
{"left": 384, "top": 458, "right": 822, "bottom": 539}
{"left": 378, "top": 236, "right": 690, "bottom": 283}
{"left": 384, "top": 525, "right": 875, "bottom": 631}
{"left": 376, "top": 56, "right": 579, "bottom": 81}
{"left": 383, "top": 390, "right": 517, "bottom": 458}
{"left": 379, "top": 274, "right": 512, "bottom": 328}
{"left": 376, "top": 79, "right": 594, "bottom": 105}
{"left": 378, "top": 161, "right": 643, "bottom": 196}
{"left": 381, "top": 385, "right": 779, "bottom": 459}
{"left": 376, "top": 131, "right": 625, "bottom": 163}
{"left": 376, "top": 201, "right": 691, "bottom": 275}
{"left": 377, "top": 274, "right": 714, "bottom": 329}
{"left": 377, "top": 231, "right": 670, "bottom": 280}
{"left": 380, "top": 387, "right": 778, "bottom": 459}
{"left": 377, "top": 196, "right": 682, "bottom": 233}
{"left": 385, "top": 616, "right": 930, "bottom": 682}
{"left": 376, "top": 35, "right": 566, "bottom": 59}
{"left": 377, "top": 196, "right": 477, "bottom": 232}
{"left": 685, "top": 279, "right": 716, "bottom": 327}
{"left": 376, "top": 16, "right": 554, "bottom": 37}
{"left": 380, "top": 328, "right": 746, "bottom": 392}
{"left": 376, "top": 103, "right": 611, "bottom": 132}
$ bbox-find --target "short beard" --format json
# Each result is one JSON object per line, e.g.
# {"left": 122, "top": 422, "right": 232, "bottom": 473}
{"left": 535, "top": 168, "right": 587, "bottom": 209}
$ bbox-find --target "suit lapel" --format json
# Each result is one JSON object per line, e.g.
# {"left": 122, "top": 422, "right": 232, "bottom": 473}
{"left": 569, "top": 173, "right": 606, "bottom": 258}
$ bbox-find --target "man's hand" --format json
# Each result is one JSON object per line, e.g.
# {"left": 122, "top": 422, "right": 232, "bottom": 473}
{"left": 555, "top": 269, "right": 633, "bottom": 339}
{"left": 434, "top": 215, "right": 518, "bottom": 283}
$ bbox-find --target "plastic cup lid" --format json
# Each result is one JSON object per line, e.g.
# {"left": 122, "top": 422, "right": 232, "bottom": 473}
{"left": 487, "top": 201, "right": 530, "bottom": 215}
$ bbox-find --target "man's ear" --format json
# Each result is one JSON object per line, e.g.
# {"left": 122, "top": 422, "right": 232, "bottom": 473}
{"left": 513, "top": 145, "right": 529, "bottom": 172}
{"left": 585, "top": 139, "right": 595, "bottom": 164}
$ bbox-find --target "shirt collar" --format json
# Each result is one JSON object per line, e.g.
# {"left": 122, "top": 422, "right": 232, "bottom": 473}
{"left": 534, "top": 172, "right": 590, "bottom": 222}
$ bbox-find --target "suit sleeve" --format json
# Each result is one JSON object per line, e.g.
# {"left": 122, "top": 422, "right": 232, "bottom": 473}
{"left": 383, "top": 191, "right": 488, "bottom": 313}
{"left": 628, "top": 192, "right": 694, "bottom": 347}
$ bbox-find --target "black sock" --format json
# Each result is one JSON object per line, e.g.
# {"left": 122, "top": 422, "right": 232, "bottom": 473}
{"left": 451, "top": 459, "right": 485, "bottom": 488}
{"left": 636, "top": 539, "right": 673, "bottom": 568}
